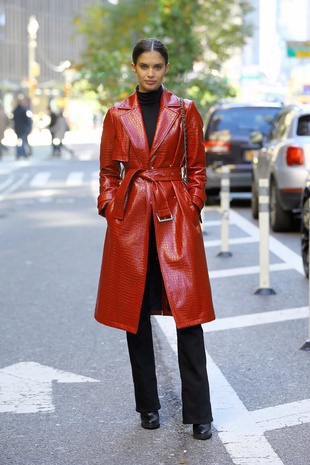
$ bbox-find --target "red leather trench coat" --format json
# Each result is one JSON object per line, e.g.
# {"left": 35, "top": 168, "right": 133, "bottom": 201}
{"left": 94, "top": 87, "right": 215, "bottom": 333}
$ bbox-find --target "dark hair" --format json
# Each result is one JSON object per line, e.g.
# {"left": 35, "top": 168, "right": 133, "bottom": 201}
{"left": 132, "top": 38, "right": 169, "bottom": 65}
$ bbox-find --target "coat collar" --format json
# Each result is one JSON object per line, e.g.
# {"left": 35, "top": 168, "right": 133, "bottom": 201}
{"left": 117, "top": 86, "right": 180, "bottom": 110}
{"left": 117, "top": 87, "right": 181, "bottom": 157}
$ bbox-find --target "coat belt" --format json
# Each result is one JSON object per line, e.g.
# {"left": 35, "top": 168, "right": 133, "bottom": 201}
{"left": 113, "top": 167, "right": 183, "bottom": 221}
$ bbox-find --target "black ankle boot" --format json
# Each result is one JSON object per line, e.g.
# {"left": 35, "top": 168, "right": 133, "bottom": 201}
{"left": 140, "top": 411, "right": 160, "bottom": 429}
{"left": 193, "top": 423, "right": 212, "bottom": 440}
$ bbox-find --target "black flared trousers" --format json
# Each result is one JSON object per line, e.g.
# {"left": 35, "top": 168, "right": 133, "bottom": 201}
{"left": 126, "top": 302, "right": 213, "bottom": 424}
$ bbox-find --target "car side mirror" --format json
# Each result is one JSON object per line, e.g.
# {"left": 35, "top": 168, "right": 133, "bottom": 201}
{"left": 250, "top": 131, "right": 264, "bottom": 146}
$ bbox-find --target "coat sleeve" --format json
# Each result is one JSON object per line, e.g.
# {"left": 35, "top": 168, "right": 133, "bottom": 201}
{"left": 185, "top": 101, "right": 207, "bottom": 211}
{"left": 97, "top": 108, "right": 122, "bottom": 216}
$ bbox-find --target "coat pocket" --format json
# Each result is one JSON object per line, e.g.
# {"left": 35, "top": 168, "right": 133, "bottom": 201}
{"left": 178, "top": 184, "right": 200, "bottom": 227}
{"left": 104, "top": 197, "right": 116, "bottom": 221}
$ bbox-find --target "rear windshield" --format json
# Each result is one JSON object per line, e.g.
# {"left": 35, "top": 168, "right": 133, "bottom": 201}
{"left": 208, "top": 107, "right": 280, "bottom": 136}
{"left": 297, "top": 115, "right": 310, "bottom": 136}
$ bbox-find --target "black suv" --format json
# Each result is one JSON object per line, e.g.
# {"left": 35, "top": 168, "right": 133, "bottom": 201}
{"left": 203, "top": 102, "right": 283, "bottom": 194}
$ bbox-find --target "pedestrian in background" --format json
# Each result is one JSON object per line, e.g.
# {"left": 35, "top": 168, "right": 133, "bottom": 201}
{"left": 49, "top": 111, "right": 74, "bottom": 157}
{"left": 94, "top": 38, "right": 215, "bottom": 440}
{"left": 12, "top": 96, "right": 33, "bottom": 159}
{"left": 23, "top": 97, "right": 33, "bottom": 156}
{"left": 0, "top": 102, "right": 9, "bottom": 159}
{"left": 47, "top": 106, "right": 58, "bottom": 155}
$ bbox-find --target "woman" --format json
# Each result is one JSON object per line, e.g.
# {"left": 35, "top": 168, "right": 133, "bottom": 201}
{"left": 49, "top": 111, "right": 73, "bottom": 157}
{"left": 95, "top": 38, "right": 215, "bottom": 440}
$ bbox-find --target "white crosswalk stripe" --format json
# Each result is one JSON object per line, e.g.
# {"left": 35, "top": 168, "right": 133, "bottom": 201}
{"left": 0, "top": 170, "right": 100, "bottom": 204}
{"left": 30, "top": 172, "right": 51, "bottom": 187}
{"left": 0, "top": 173, "right": 29, "bottom": 201}
{"left": 66, "top": 171, "right": 84, "bottom": 186}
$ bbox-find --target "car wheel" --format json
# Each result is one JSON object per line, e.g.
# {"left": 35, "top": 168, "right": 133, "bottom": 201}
{"left": 251, "top": 178, "right": 259, "bottom": 219}
{"left": 269, "top": 179, "right": 292, "bottom": 232}
{"left": 301, "top": 198, "right": 310, "bottom": 278}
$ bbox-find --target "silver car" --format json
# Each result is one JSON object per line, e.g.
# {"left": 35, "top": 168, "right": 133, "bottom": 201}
{"left": 251, "top": 104, "right": 310, "bottom": 231}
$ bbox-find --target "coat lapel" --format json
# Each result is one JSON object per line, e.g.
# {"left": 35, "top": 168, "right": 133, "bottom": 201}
{"left": 119, "top": 94, "right": 149, "bottom": 154}
{"left": 118, "top": 88, "right": 180, "bottom": 158}
{"left": 150, "top": 104, "right": 178, "bottom": 157}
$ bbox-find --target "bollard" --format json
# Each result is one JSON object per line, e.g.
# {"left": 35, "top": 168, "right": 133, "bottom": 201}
{"left": 300, "top": 198, "right": 310, "bottom": 350}
{"left": 254, "top": 178, "right": 276, "bottom": 295}
{"left": 217, "top": 165, "right": 232, "bottom": 257}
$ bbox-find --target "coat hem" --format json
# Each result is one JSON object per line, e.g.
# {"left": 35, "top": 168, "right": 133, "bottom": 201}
{"left": 94, "top": 314, "right": 138, "bottom": 334}
{"left": 175, "top": 315, "right": 216, "bottom": 330}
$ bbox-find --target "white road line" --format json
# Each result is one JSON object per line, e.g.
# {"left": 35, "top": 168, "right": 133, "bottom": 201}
{"left": 55, "top": 198, "right": 75, "bottom": 204}
{"left": 209, "top": 262, "right": 292, "bottom": 279}
{"left": 0, "top": 175, "right": 15, "bottom": 191}
{"left": 229, "top": 209, "right": 304, "bottom": 274}
{"left": 203, "top": 208, "right": 304, "bottom": 275}
{"left": 204, "top": 236, "right": 258, "bottom": 247}
{"left": 204, "top": 307, "right": 308, "bottom": 332}
{"left": 30, "top": 172, "right": 51, "bottom": 187}
{"left": 251, "top": 398, "right": 310, "bottom": 431}
{"left": 0, "top": 362, "right": 99, "bottom": 414}
{"left": 154, "top": 208, "right": 309, "bottom": 464}
{"left": 155, "top": 316, "right": 285, "bottom": 465}
{"left": 208, "top": 357, "right": 285, "bottom": 465}
{"left": 0, "top": 173, "right": 29, "bottom": 201}
{"left": 78, "top": 151, "right": 94, "bottom": 160}
{"left": 66, "top": 171, "right": 84, "bottom": 186}
{"left": 204, "top": 220, "right": 222, "bottom": 227}
{"left": 92, "top": 173, "right": 99, "bottom": 200}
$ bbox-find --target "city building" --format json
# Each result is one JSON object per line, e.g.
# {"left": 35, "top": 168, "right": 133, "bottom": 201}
{"left": 0, "top": 0, "right": 100, "bottom": 127}
{"left": 238, "top": 0, "right": 310, "bottom": 102}
{"left": 2, "top": 0, "right": 310, "bottom": 121}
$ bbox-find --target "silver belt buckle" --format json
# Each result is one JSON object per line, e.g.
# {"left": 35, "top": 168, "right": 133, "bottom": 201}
{"left": 156, "top": 213, "right": 173, "bottom": 222}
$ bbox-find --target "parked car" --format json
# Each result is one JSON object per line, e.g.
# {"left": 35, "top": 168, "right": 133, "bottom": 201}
{"left": 301, "top": 173, "right": 310, "bottom": 278}
{"left": 203, "top": 102, "right": 283, "bottom": 195}
{"left": 251, "top": 104, "right": 310, "bottom": 232}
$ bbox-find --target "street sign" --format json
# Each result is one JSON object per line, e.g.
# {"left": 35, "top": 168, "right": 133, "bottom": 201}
{"left": 0, "top": 362, "right": 100, "bottom": 413}
{"left": 287, "top": 41, "right": 310, "bottom": 58}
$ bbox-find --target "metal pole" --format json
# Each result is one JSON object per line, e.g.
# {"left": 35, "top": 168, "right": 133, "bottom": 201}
{"left": 254, "top": 178, "right": 276, "bottom": 295}
{"left": 27, "top": 16, "right": 39, "bottom": 100}
{"left": 300, "top": 198, "right": 310, "bottom": 350}
{"left": 28, "top": 33, "right": 35, "bottom": 94}
{"left": 217, "top": 165, "right": 232, "bottom": 257}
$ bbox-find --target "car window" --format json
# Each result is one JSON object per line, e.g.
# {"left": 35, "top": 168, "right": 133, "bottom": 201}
{"left": 272, "top": 112, "right": 288, "bottom": 139}
{"left": 297, "top": 115, "right": 310, "bottom": 135}
{"left": 272, "top": 111, "right": 295, "bottom": 139}
{"left": 207, "top": 107, "right": 280, "bottom": 137}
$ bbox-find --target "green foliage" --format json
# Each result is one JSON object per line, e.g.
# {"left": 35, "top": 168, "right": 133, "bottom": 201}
{"left": 73, "top": 0, "right": 253, "bottom": 113}
{"left": 197, "top": 0, "right": 254, "bottom": 68}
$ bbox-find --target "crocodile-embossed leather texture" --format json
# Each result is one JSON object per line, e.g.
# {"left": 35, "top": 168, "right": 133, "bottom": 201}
{"left": 95, "top": 87, "right": 215, "bottom": 334}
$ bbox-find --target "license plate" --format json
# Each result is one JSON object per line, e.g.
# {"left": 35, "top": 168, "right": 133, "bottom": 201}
{"left": 244, "top": 149, "right": 259, "bottom": 161}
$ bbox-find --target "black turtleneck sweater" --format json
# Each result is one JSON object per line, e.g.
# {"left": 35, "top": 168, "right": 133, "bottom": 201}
{"left": 136, "top": 85, "right": 163, "bottom": 148}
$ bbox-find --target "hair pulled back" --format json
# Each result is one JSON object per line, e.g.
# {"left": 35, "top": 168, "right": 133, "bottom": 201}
{"left": 132, "top": 38, "right": 169, "bottom": 65}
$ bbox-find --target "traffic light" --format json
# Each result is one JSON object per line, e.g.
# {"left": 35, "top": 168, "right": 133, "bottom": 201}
{"left": 64, "top": 82, "right": 72, "bottom": 97}
{"left": 31, "top": 61, "right": 40, "bottom": 78}
{"left": 29, "top": 78, "right": 38, "bottom": 98}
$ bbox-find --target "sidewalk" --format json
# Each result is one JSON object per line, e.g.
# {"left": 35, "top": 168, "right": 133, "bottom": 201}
{"left": 0, "top": 128, "right": 101, "bottom": 167}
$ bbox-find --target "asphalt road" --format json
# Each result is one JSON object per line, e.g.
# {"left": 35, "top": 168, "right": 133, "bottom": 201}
{"left": 1, "top": 137, "right": 310, "bottom": 465}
